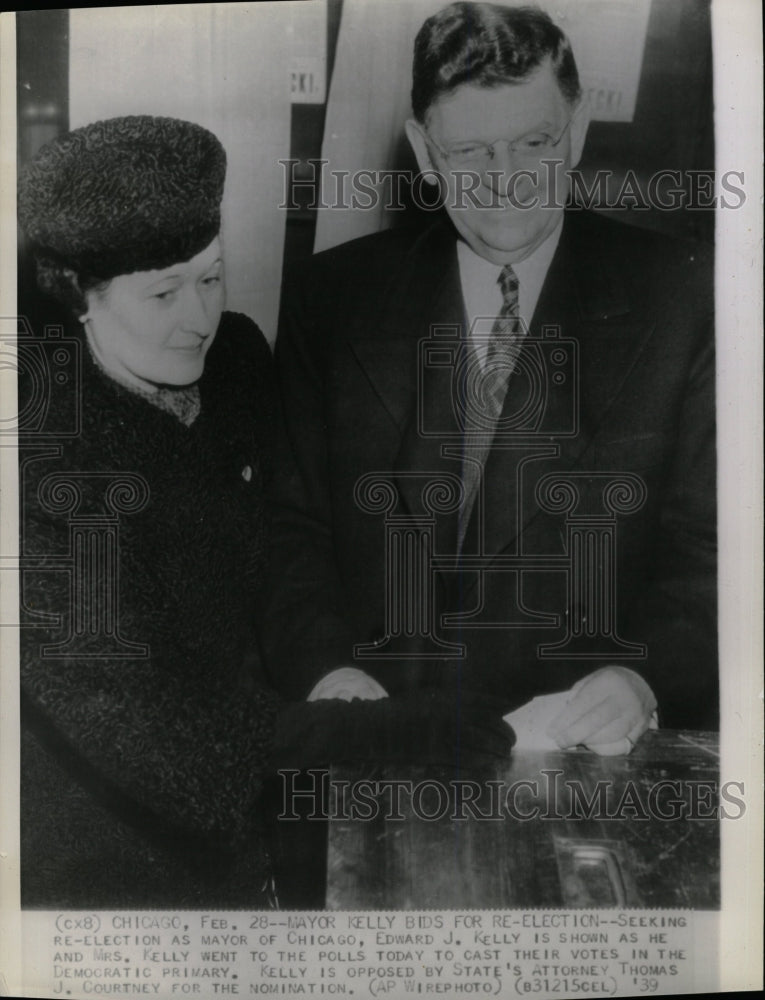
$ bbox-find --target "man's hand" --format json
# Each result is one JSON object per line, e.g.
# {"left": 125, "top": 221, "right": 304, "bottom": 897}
{"left": 307, "top": 666, "right": 388, "bottom": 702}
{"left": 547, "top": 667, "right": 658, "bottom": 756}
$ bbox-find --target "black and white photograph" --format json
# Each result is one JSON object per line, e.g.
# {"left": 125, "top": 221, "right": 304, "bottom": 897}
{"left": 0, "top": 1, "right": 762, "bottom": 997}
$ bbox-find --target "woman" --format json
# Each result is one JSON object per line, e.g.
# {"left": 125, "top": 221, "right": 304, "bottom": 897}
{"left": 18, "top": 115, "right": 513, "bottom": 909}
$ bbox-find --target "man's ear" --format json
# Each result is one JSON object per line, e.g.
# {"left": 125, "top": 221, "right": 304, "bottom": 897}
{"left": 569, "top": 97, "right": 591, "bottom": 169}
{"left": 404, "top": 118, "right": 439, "bottom": 183}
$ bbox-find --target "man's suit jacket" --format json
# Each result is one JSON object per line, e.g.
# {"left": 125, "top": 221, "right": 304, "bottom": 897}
{"left": 265, "top": 209, "right": 716, "bottom": 730}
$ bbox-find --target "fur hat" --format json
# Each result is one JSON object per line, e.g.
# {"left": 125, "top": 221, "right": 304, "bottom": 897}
{"left": 18, "top": 116, "right": 226, "bottom": 282}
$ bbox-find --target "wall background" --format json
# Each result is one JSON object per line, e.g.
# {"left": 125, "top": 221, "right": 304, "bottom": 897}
{"left": 315, "top": 0, "right": 713, "bottom": 251}
{"left": 17, "top": 0, "right": 714, "bottom": 339}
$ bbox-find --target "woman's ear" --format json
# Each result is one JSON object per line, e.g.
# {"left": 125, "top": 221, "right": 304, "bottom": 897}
{"left": 74, "top": 273, "right": 111, "bottom": 323}
{"left": 404, "top": 118, "right": 439, "bottom": 181}
{"left": 77, "top": 285, "right": 92, "bottom": 324}
{"left": 57, "top": 267, "right": 89, "bottom": 321}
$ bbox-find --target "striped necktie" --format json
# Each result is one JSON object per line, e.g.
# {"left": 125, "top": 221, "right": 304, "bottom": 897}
{"left": 457, "top": 264, "right": 525, "bottom": 551}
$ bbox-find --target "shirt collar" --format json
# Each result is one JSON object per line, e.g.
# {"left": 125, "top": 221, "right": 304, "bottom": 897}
{"left": 456, "top": 217, "right": 564, "bottom": 327}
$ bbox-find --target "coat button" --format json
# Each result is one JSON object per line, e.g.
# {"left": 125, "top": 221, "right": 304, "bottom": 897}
{"left": 241, "top": 465, "right": 252, "bottom": 482}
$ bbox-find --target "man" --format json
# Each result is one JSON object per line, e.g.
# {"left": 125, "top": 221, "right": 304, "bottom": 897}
{"left": 265, "top": 2, "right": 716, "bottom": 752}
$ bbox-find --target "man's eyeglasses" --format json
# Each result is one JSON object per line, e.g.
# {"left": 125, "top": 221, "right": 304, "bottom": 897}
{"left": 424, "top": 116, "right": 575, "bottom": 170}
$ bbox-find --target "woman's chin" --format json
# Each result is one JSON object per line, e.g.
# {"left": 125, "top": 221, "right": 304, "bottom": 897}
{"left": 156, "top": 358, "right": 207, "bottom": 387}
{"left": 164, "top": 374, "right": 204, "bottom": 387}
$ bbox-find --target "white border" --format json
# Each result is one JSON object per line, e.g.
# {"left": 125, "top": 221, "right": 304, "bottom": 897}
{"left": 0, "top": 9, "right": 21, "bottom": 999}
{"left": 0, "top": 1, "right": 763, "bottom": 995}
{"left": 713, "top": 0, "right": 764, "bottom": 986}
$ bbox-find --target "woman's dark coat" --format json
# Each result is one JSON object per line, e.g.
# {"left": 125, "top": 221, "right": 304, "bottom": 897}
{"left": 20, "top": 311, "right": 280, "bottom": 908}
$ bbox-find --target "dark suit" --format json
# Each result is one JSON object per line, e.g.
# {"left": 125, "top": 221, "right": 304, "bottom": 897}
{"left": 265, "top": 209, "right": 716, "bottom": 730}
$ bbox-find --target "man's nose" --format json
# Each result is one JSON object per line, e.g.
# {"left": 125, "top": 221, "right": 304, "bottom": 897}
{"left": 490, "top": 139, "right": 520, "bottom": 171}
{"left": 483, "top": 145, "right": 536, "bottom": 205}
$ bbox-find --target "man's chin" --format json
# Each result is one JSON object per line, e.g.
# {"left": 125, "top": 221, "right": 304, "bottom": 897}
{"left": 461, "top": 218, "right": 560, "bottom": 263}
{"left": 472, "top": 232, "right": 541, "bottom": 263}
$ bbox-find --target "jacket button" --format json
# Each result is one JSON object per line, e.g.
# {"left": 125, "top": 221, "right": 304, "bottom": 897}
{"left": 241, "top": 465, "right": 252, "bottom": 482}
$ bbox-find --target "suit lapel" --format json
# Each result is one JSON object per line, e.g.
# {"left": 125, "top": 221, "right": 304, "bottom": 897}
{"left": 473, "top": 212, "right": 657, "bottom": 564}
{"left": 349, "top": 219, "right": 467, "bottom": 556}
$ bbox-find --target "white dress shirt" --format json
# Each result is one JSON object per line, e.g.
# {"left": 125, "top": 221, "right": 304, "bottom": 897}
{"left": 456, "top": 220, "right": 563, "bottom": 368}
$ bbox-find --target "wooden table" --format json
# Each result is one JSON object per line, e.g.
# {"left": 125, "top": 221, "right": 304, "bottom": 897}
{"left": 326, "top": 730, "right": 720, "bottom": 910}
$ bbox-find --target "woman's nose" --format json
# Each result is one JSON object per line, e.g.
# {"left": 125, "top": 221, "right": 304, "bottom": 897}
{"left": 181, "top": 287, "right": 213, "bottom": 333}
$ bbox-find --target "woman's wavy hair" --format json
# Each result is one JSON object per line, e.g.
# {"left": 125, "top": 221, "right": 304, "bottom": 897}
{"left": 34, "top": 257, "right": 109, "bottom": 318}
